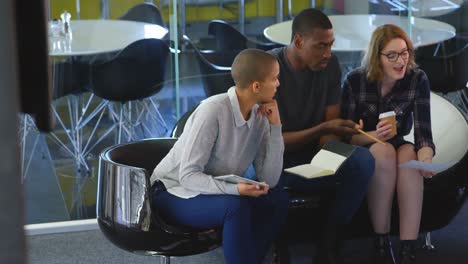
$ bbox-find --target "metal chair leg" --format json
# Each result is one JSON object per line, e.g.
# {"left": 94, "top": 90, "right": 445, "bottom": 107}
{"left": 160, "top": 256, "right": 170, "bottom": 264}
{"left": 423, "top": 232, "right": 436, "bottom": 251}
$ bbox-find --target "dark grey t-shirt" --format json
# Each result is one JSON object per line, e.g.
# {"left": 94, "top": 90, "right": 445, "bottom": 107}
{"left": 269, "top": 47, "right": 342, "bottom": 167}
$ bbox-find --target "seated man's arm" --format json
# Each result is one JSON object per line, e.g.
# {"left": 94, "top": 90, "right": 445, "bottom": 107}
{"left": 283, "top": 126, "right": 325, "bottom": 152}
{"left": 319, "top": 104, "right": 341, "bottom": 147}
{"left": 283, "top": 106, "right": 358, "bottom": 152}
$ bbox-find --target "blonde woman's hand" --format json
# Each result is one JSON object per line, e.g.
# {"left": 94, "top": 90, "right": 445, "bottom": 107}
{"left": 419, "top": 157, "right": 436, "bottom": 178}
{"left": 375, "top": 119, "right": 395, "bottom": 141}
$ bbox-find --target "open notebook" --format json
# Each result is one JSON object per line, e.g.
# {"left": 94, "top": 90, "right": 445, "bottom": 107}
{"left": 284, "top": 140, "right": 356, "bottom": 179}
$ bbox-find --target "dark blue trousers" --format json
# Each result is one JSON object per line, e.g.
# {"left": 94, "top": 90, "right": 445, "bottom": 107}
{"left": 153, "top": 186, "right": 289, "bottom": 264}
{"left": 282, "top": 146, "right": 374, "bottom": 224}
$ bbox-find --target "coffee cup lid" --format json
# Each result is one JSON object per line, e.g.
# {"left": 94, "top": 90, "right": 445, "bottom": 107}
{"left": 379, "top": 111, "right": 396, "bottom": 119}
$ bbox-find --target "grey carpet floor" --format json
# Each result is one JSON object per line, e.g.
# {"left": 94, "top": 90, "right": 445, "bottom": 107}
{"left": 27, "top": 202, "right": 468, "bottom": 264}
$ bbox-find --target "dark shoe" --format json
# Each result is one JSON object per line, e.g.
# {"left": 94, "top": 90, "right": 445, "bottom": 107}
{"left": 398, "top": 241, "right": 416, "bottom": 264}
{"left": 373, "top": 234, "right": 396, "bottom": 264}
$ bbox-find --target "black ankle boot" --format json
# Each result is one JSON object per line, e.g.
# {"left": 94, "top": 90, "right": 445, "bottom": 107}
{"left": 398, "top": 240, "right": 416, "bottom": 264}
{"left": 373, "top": 234, "right": 396, "bottom": 264}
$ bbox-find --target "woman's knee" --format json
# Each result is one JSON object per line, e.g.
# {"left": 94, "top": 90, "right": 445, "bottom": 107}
{"left": 371, "top": 143, "right": 397, "bottom": 169}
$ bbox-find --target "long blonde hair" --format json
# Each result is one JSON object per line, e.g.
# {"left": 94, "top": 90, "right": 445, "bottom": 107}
{"left": 361, "top": 24, "right": 417, "bottom": 82}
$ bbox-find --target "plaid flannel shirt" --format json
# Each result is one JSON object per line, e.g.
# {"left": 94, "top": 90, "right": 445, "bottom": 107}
{"left": 341, "top": 68, "right": 435, "bottom": 154}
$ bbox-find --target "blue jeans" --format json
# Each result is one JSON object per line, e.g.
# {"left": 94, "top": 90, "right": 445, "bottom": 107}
{"left": 282, "top": 146, "right": 374, "bottom": 224}
{"left": 153, "top": 186, "right": 289, "bottom": 264}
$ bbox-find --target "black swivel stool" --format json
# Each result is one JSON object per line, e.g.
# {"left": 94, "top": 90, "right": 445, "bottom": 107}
{"left": 97, "top": 138, "right": 222, "bottom": 263}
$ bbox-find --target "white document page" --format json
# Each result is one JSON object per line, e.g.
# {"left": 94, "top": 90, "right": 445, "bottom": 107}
{"left": 399, "top": 160, "right": 456, "bottom": 173}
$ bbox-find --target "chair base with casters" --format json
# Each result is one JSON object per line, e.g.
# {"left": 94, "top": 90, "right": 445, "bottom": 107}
{"left": 97, "top": 138, "right": 221, "bottom": 263}
{"left": 18, "top": 114, "right": 53, "bottom": 182}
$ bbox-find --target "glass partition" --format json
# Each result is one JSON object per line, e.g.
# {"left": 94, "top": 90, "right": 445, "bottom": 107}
{"left": 25, "top": 0, "right": 467, "bottom": 224}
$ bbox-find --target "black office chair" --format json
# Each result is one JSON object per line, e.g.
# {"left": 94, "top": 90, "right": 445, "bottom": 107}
{"left": 97, "top": 138, "right": 222, "bottom": 263}
{"left": 208, "top": 19, "right": 283, "bottom": 51}
{"left": 90, "top": 38, "right": 169, "bottom": 143}
{"left": 183, "top": 36, "right": 235, "bottom": 97}
{"left": 416, "top": 34, "right": 468, "bottom": 94}
{"left": 119, "top": 2, "right": 166, "bottom": 28}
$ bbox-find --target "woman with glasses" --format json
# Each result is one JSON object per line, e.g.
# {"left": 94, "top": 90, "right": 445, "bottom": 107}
{"left": 341, "top": 24, "right": 435, "bottom": 264}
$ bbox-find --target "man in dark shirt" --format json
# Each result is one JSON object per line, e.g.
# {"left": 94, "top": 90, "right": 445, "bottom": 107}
{"left": 269, "top": 8, "right": 375, "bottom": 264}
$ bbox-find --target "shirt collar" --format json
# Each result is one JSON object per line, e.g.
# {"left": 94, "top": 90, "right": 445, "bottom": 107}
{"left": 228, "top": 87, "right": 256, "bottom": 128}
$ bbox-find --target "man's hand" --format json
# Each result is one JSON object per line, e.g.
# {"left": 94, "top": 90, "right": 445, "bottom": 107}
{"left": 258, "top": 100, "right": 281, "bottom": 126}
{"left": 322, "top": 118, "right": 360, "bottom": 136}
{"left": 237, "top": 182, "right": 269, "bottom": 197}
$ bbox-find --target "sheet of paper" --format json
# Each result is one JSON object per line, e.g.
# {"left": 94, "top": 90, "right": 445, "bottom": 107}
{"left": 399, "top": 160, "right": 456, "bottom": 173}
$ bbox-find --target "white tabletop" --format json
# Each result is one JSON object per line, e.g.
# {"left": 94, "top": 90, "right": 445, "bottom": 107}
{"left": 263, "top": 14, "right": 456, "bottom": 51}
{"left": 49, "top": 20, "right": 168, "bottom": 56}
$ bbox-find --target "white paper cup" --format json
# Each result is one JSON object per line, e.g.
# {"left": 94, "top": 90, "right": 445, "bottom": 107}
{"left": 379, "top": 111, "right": 397, "bottom": 136}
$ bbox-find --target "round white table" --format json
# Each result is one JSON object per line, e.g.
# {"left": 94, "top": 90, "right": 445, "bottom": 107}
{"left": 49, "top": 19, "right": 169, "bottom": 56}
{"left": 263, "top": 14, "right": 456, "bottom": 51}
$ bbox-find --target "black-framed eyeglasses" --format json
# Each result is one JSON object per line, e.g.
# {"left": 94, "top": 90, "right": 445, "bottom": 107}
{"left": 380, "top": 49, "right": 411, "bottom": 62}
